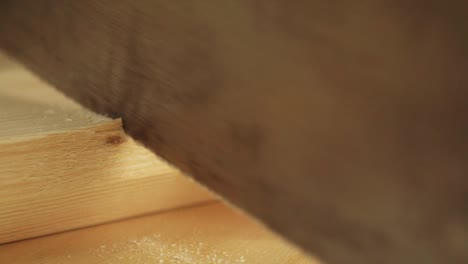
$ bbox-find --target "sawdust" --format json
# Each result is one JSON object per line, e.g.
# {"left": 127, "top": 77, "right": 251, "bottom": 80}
{"left": 91, "top": 233, "right": 248, "bottom": 263}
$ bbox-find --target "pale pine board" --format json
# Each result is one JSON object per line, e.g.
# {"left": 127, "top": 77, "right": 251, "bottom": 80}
{"left": 0, "top": 203, "right": 320, "bottom": 264}
{"left": 0, "top": 56, "right": 215, "bottom": 244}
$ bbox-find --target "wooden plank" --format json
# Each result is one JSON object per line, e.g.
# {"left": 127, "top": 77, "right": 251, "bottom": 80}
{"left": 0, "top": 57, "right": 215, "bottom": 244}
{"left": 0, "top": 203, "right": 320, "bottom": 264}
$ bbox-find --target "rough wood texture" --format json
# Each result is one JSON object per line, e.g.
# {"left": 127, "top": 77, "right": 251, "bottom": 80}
{"left": 0, "top": 57, "right": 215, "bottom": 244}
{"left": 1, "top": 1, "right": 467, "bottom": 264}
{"left": 0, "top": 203, "right": 319, "bottom": 264}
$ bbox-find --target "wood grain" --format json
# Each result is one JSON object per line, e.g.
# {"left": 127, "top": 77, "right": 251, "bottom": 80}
{"left": 0, "top": 203, "right": 319, "bottom": 264}
{"left": 0, "top": 57, "right": 215, "bottom": 244}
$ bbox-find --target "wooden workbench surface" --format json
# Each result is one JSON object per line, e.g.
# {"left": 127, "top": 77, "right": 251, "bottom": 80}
{"left": 0, "top": 203, "right": 320, "bottom": 264}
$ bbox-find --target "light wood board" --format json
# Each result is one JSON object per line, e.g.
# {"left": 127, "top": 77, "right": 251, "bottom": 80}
{"left": 0, "top": 203, "right": 320, "bottom": 264}
{"left": 0, "top": 56, "right": 215, "bottom": 244}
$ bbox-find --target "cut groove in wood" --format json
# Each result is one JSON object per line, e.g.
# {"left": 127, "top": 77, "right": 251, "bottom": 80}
{"left": 0, "top": 55, "right": 215, "bottom": 244}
